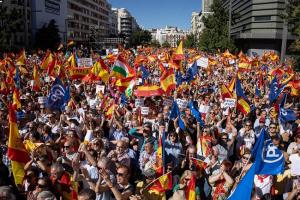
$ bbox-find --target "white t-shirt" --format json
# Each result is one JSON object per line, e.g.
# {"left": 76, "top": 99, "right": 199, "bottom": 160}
{"left": 254, "top": 175, "right": 272, "bottom": 199}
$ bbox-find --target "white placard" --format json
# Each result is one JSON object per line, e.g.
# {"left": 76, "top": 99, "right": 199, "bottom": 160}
{"left": 96, "top": 85, "right": 105, "bottom": 94}
{"left": 224, "top": 98, "right": 236, "bottom": 108}
{"left": 290, "top": 154, "right": 300, "bottom": 176}
{"left": 176, "top": 99, "right": 188, "bottom": 109}
{"left": 229, "top": 59, "right": 236, "bottom": 65}
{"left": 163, "top": 99, "right": 173, "bottom": 107}
{"left": 44, "top": 76, "right": 50, "bottom": 82}
{"left": 199, "top": 104, "right": 210, "bottom": 113}
{"left": 135, "top": 98, "right": 144, "bottom": 108}
{"left": 38, "top": 96, "right": 47, "bottom": 104}
{"left": 141, "top": 107, "right": 149, "bottom": 115}
{"left": 196, "top": 57, "right": 209, "bottom": 68}
{"left": 77, "top": 58, "right": 93, "bottom": 67}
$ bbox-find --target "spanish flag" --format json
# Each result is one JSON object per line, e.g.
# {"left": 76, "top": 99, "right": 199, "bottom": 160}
{"left": 67, "top": 40, "right": 75, "bottom": 47}
{"left": 32, "top": 64, "right": 40, "bottom": 92}
{"left": 149, "top": 172, "right": 172, "bottom": 193}
{"left": 220, "top": 84, "right": 233, "bottom": 99}
{"left": 105, "top": 103, "right": 115, "bottom": 119}
{"left": 13, "top": 89, "right": 21, "bottom": 109}
{"left": 92, "top": 58, "right": 110, "bottom": 83}
{"left": 228, "top": 78, "right": 235, "bottom": 93}
{"left": 115, "top": 76, "right": 135, "bottom": 92}
{"left": 41, "top": 51, "right": 55, "bottom": 70}
{"left": 8, "top": 106, "right": 30, "bottom": 185}
{"left": 186, "top": 175, "right": 196, "bottom": 200}
{"left": 15, "top": 49, "right": 26, "bottom": 66}
{"left": 68, "top": 53, "right": 77, "bottom": 68}
{"left": 236, "top": 78, "right": 251, "bottom": 115}
{"left": 286, "top": 80, "right": 300, "bottom": 96}
{"left": 134, "top": 85, "right": 164, "bottom": 97}
{"left": 160, "top": 68, "right": 176, "bottom": 95}
{"left": 173, "top": 40, "right": 185, "bottom": 60}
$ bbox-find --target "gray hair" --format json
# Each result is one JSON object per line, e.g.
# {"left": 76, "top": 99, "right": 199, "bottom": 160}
{"left": 0, "top": 186, "right": 16, "bottom": 200}
{"left": 37, "top": 190, "right": 56, "bottom": 200}
{"left": 50, "top": 163, "right": 64, "bottom": 173}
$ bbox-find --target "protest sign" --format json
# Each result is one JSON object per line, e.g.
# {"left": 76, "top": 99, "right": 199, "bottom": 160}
{"left": 38, "top": 96, "right": 47, "bottom": 104}
{"left": 199, "top": 104, "right": 210, "bottom": 113}
{"left": 176, "top": 99, "right": 188, "bottom": 109}
{"left": 135, "top": 98, "right": 144, "bottom": 107}
{"left": 290, "top": 154, "right": 300, "bottom": 176}
{"left": 163, "top": 99, "right": 173, "bottom": 107}
{"left": 96, "top": 85, "right": 105, "bottom": 94}
{"left": 141, "top": 107, "right": 149, "bottom": 115}
{"left": 77, "top": 58, "right": 93, "bottom": 67}
{"left": 196, "top": 57, "right": 209, "bottom": 68}
{"left": 224, "top": 98, "right": 236, "bottom": 108}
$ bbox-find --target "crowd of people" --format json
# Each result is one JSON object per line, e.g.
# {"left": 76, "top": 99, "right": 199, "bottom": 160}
{"left": 0, "top": 46, "right": 299, "bottom": 200}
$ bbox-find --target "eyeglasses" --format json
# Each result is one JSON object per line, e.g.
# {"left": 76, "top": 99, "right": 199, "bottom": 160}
{"left": 245, "top": 124, "right": 251, "bottom": 127}
{"left": 64, "top": 146, "right": 70, "bottom": 149}
{"left": 242, "top": 155, "right": 250, "bottom": 159}
{"left": 270, "top": 126, "right": 276, "bottom": 129}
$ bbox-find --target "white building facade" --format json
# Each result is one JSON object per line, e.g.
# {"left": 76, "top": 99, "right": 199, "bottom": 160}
{"left": 154, "top": 26, "right": 187, "bottom": 47}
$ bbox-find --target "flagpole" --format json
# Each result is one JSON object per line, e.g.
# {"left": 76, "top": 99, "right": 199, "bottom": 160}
{"left": 233, "top": 155, "right": 252, "bottom": 190}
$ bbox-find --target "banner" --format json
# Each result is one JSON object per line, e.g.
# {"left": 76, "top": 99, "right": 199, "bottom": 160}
{"left": 77, "top": 58, "right": 93, "bottom": 67}
{"left": 69, "top": 67, "right": 91, "bottom": 80}
{"left": 135, "top": 98, "right": 144, "bottom": 107}
{"left": 176, "top": 99, "right": 188, "bottom": 109}
{"left": 96, "top": 85, "right": 105, "bottom": 94}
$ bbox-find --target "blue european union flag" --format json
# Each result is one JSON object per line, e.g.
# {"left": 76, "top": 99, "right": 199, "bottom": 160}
{"left": 169, "top": 101, "right": 185, "bottom": 130}
{"left": 188, "top": 101, "right": 204, "bottom": 127}
{"left": 227, "top": 162, "right": 256, "bottom": 200}
{"left": 269, "top": 76, "right": 284, "bottom": 103}
{"left": 252, "top": 129, "right": 284, "bottom": 175}
{"left": 46, "top": 78, "right": 69, "bottom": 111}
{"left": 175, "top": 71, "right": 183, "bottom": 86}
{"left": 255, "top": 84, "right": 261, "bottom": 97}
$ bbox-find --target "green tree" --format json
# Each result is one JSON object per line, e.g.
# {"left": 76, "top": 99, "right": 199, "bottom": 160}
{"left": 0, "top": 7, "right": 23, "bottom": 51}
{"left": 184, "top": 34, "right": 197, "bottom": 49}
{"left": 129, "top": 29, "right": 152, "bottom": 47}
{"left": 35, "top": 19, "right": 61, "bottom": 50}
{"left": 150, "top": 39, "right": 161, "bottom": 48}
{"left": 198, "top": 0, "right": 236, "bottom": 52}
{"left": 283, "top": 0, "right": 300, "bottom": 71}
{"left": 162, "top": 41, "right": 171, "bottom": 48}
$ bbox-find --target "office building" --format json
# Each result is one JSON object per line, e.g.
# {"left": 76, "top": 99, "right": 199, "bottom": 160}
{"left": 67, "top": 0, "right": 110, "bottom": 43}
{"left": 1, "top": 0, "right": 32, "bottom": 48}
{"left": 113, "top": 8, "right": 139, "bottom": 40}
{"left": 155, "top": 26, "right": 187, "bottom": 47}
{"left": 223, "top": 0, "right": 295, "bottom": 55}
{"left": 31, "top": 0, "right": 67, "bottom": 44}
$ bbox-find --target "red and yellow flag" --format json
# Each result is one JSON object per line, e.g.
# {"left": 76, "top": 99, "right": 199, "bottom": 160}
{"left": 32, "top": 64, "right": 40, "bottom": 92}
{"left": 134, "top": 85, "right": 164, "bottom": 97}
{"left": 115, "top": 76, "right": 135, "bottom": 92}
{"left": 15, "top": 49, "right": 26, "bottom": 66}
{"left": 220, "top": 84, "right": 233, "bottom": 99}
{"left": 91, "top": 58, "right": 110, "bottom": 83}
{"left": 41, "top": 51, "right": 55, "bottom": 70}
{"left": 160, "top": 68, "right": 176, "bottom": 95}
{"left": 185, "top": 175, "right": 196, "bottom": 200}
{"left": 13, "top": 89, "right": 21, "bottom": 109}
{"left": 173, "top": 40, "right": 185, "bottom": 60}
{"left": 8, "top": 106, "right": 30, "bottom": 185}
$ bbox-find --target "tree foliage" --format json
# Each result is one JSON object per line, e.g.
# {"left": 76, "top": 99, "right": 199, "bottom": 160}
{"left": 199, "top": 0, "right": 236, "bottom": 52}
{"left": 0, "top": 6, "right": 23, "bottom": 51}
{"left": 285, "top": 0, "right": 300, "bottom": 52}
{"left": 129, "top": 29, "right": 152, "bottom": 47}
{"left": 150, "top": 39, "right": 161, "bottom": 48}
{"left": 34, "top": 19, "right": 61, "bottom": 50}
{"left": 184, "top": 34, "right": 198, "bottom": 49}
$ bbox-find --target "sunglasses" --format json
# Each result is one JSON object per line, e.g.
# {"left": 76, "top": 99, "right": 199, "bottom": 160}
{"left": 184, "top": 178, "right": 191, "bottom": 181}
{"left": 270, "top": 126, "right": 276, "bottom": 129}
{"left": 64, "top": 146, "right": 70, "bottom": 149}
{"left": 170, "top": 135, "right": 176, "bottom": 137}
{"left": 221, "top": 137, "right": 228, "bottom": 140}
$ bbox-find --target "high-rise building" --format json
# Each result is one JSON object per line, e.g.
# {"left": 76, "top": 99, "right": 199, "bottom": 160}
{"left": 31, "top": 0, "right": 67, "bottom": 44}
{"left": 191, "top": 0, "right": 213, "bottom": 38}
{"left": 113, "top": 8, "right": 139, "bottom": 41}
{"left": 67, "top": 0, "right": 110, "bottom": 43}
{"left": 108, "top": 3, "right": 118, "bottom": 37}
{"left": 223, "top": 0, "right": 295, "bottom": 55}
{"left": 1, "top": 0, "right": 32, "bottom": 48}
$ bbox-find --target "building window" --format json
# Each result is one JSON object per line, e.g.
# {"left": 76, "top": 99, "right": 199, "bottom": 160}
{"left": 254, "top": 16, "right": 271, "bottom": 21}
{"left": 45, "top": 0, "right": 60, "bottom": 15}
